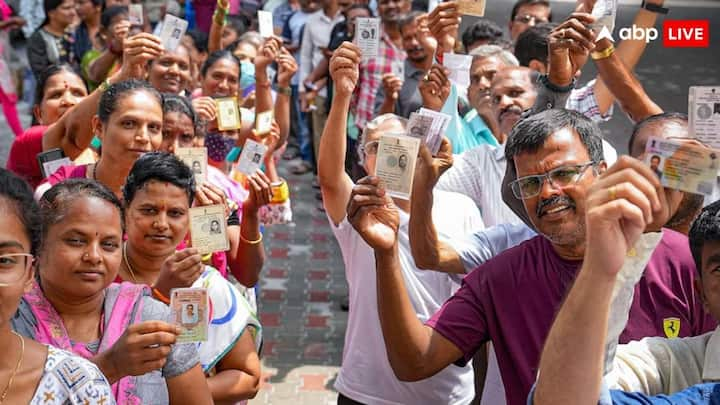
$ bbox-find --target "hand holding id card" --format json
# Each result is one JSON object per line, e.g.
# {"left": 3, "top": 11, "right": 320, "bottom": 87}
{"left": 355, "top": 18, "right": 380, "bottom": 59}
{"left": 418, "top": 108, "right": 451, "bottom": 155}
{"left": 189, "top": 204, "right": 230, "bottom": 254}
{"left": 170, "top": 288, "right": 208, "bottom": 343}
{"left": 176, "top": 147, "right": 207, "bottom": 186}
{"left": 376, "top": 133, "right": 421, "bottom": 200}
{"left": 590, "top": 0, "right": 617, "bottom": 37}
{"left": 258, "top": 10, "right": 273, "bottom": 38}
{"left": 216, "top": 97, "right": 241, "bottom": 131}
{"left": 644, "top": 136, "right": 717, "bottom": 196}
{"left": 159, "top": 15, "right": 189, "bottom": 52}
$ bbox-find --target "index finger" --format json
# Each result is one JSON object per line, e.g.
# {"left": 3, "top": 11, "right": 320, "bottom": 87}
{"left": 356, "top": 176, "right": 381, "bottom": 186}
{"left": 175, "top": 247, "right": 200, "bottom": 260}
{"left": 131, "top": 320, "right": 180, "bottom": 335}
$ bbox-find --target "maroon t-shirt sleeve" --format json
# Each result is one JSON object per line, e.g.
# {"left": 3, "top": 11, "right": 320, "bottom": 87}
{"left": 6, "top": 126, "right": 48, "bottom": 188}
{"left": 425, "top": 269, "right": 489, "bottom": 366}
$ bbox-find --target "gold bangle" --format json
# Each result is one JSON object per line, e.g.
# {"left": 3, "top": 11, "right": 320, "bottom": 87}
{"left": 98, "top": 78, "right": 111, "bottom": 92}
{"left": 239, "top": 232, "right": 263, "bottom": 245}
{"left": 591, "top": 45, "right": 615, "bottom": 60}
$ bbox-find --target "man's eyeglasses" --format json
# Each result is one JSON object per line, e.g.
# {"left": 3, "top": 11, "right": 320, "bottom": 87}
{"left": 0, "top": 253, "right": 34, "bottom": 286}
{"left": 510, "top": 162, "right": 596, "bottom": 200}
{"left": 513, "top": 14, "right": 549, "bottom": 25}
{"left": 362, "top": 140, "right": 380, "bottom": 155}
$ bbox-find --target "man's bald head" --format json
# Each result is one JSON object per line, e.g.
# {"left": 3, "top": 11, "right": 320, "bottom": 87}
{"left": 491, "top": 66, "right": 538, "bottom": 142}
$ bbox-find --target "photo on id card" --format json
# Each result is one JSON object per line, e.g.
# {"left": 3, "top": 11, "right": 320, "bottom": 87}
{"left": 189, "top": 204, "right": 229, "bottom": 255}
{"left": 170, "top": 288, "right": 208, "bottom": 343}
{"left": 644, "top": 136, "right": 717, "bottom": 196}
{"left": 216, "top": 97, "right": 241, "bottom": 131}
{"left": 376, "top": 133, "right": 421, "bottom": 200}
{"left": 176, "top": 147, "right": 207, "bottom": 186}
{"left": 160, "top": 15, "right": 188, "bottom": 52}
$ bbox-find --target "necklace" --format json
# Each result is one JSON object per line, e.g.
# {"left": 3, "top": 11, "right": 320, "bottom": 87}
{"left": 0, "top": 331, "right": 25, "bottom": 404}
{"left": 122, "top": 243, "right": 139, "bottom": 283}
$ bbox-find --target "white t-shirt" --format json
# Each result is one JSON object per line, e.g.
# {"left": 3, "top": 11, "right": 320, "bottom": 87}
{"left": 331, "top": 189, "right": 482, "bottom": 404}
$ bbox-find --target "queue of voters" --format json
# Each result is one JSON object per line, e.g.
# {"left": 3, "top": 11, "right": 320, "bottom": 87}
{"left": 0, "top": 0, "right": 716, "bottom": 403}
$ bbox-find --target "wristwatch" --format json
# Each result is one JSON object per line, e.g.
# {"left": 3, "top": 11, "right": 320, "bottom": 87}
{"left": 640, "top": 0, "right": 669, "bottom": 14}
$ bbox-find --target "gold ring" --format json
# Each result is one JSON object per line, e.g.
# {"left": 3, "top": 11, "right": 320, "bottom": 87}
{"left": 608, "top": 186, "right": 617, "bottom": 200}
{"left": 423, "top": 74, "right": 430, "bottom": 82}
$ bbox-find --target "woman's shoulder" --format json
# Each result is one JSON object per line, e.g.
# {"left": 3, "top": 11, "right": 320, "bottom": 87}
{"left": 31, "top": 345, "right": 116, "bottom": 405}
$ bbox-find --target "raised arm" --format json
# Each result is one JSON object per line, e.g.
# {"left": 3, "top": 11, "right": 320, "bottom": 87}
{"left": 317, "top": 42, "right": 359, "bottom": 225}
{"left": 42, "top": 33, "right": 163, "bottom": 158}
{"left": 348, "top": 176, "right": 465, "bottom": 381}
{"left": 209, "top": 0, "right": 229, "bottom": 54}
{"left": 410, "top": 140, "right": 465, "bottom": 274}
{"left": 254, "top": 37, "right": 282, "bottom": 119}
{"left": 273, "top": 47, "right": 297, "bottom": 148}
{"left": 87, "top": 20, "right": 130, "bottom": 83}
{"left": 534, "top": 157, "right": 663, "bottom": 405}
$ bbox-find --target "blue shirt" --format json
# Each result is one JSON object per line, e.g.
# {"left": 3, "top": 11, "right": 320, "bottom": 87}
{"left": 440, "top": 85, "right": 497, "bottom": 154}
{"left": 454, "top": 223, "right": 536, "bottom": 273}
{"left": 529, "top": 381, "right": 720, "bottom": 405}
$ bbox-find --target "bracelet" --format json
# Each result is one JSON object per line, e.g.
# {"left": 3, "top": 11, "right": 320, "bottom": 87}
{"left": 98, "top": 78, "right": 112, "bottom": 92}
{"left": 538, "top": 74, "right": 575, "bottom": 93}
{"left": 239, "top": 232, "right": 263, "bottom": 245}
{"left": 591, "top": 44, "right": 615, "bottom": 60}
{"left": 152, "top": 287, "right": 171, "bottom": 304}
{"left": 640, "top": 0, "right": 669, "bottom": 14}
{"left": 277, "top": 86, "right": 292, "bottom": 96}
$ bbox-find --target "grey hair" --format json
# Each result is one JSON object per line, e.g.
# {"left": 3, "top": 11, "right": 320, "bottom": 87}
{"left": 469, "top": 45, "right": 519, "bottom": 67}
{"left": 357, "top": 114, "right": 408, "bottom": 165}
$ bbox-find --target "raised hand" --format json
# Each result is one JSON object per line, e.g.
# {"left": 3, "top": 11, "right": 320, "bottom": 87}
{"left": 95, "top": 321, "right": 180, "bottom": 383}
{"left": 244, "top": 170, "right": 274, "bottom": 213}
{"left": 153, "top": 248, "right": 204, "bottom": 297}
{"left": 192, "top": 96, "right": 218, "bottom": 122}
{"left": 119, "top": 33, "right": 164, "bottom": 80}
{"left": 347, "top": 176, "right": 400, "bottom": 253}
{"left": 195, "top": 183, "right": 231, "bottom": 217}
{"left": 548, "top": 13, "right": 596, "bottom": 87}
{"left": 584, "top": 156, "right": 665, "bottom": 275}
{"left": 381, "top": 73, "right": 403, "bottom": 101}
{"left": 419, "top": 64, "right": 451, "bottom": 111}
{"left": 414, "top": 137, "right": 453, "bottom": 191}
{"left": 277, "top": 47, "right": 298, "bottom": 87}
{"left": 329, "top": 42, "right": 361, "bottom": 97}
{"left": 255, "top": 36, "right": 283, "bottom": 70}
{"left": 428, "top": 2, "right": 460, "bottom": 55}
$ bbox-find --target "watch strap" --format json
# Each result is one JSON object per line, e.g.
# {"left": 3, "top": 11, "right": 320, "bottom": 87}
{"left": 641, "top": 0, "right": 669, "bottom": 14}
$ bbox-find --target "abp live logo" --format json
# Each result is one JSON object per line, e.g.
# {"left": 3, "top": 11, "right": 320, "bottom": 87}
{"left": 617, "top": 20, "right": 709, "bottom": 48}
{"left": 663, "top": 20, "right": 709, "bottom": 48}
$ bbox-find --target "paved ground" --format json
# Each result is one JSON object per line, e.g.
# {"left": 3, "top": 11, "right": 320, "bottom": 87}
{"left": 0, "top": 2, "right": 717, "bottom": 403}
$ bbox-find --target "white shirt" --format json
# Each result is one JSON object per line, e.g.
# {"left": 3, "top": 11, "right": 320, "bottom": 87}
{"left": 437, "top": 141, "right": 618, "bottom": 227}
{"left": 298, "top": 9, "right": 344, "bottom": 98}
{"left": 331, "top": 189, "right": 481, "bottom": 404}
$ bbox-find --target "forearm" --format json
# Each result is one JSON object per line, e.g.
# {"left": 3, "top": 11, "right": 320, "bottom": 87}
{"left": 594, "top": 45, "right": 662, "bottom": 123}
{"left": 305, "top": 59, "right": 327, "bottom": 85}
{"left": 409, "top": 187, "right": 464, "bottom": 273}
{"left": 91, "top": 352, "right": 121, "bottom": 384}
{"left": 87, "top": 50, "right": 118, "bottom": 83}
{"left": 534, "top": 264, "right": 616, "bottom": 405}
{"left": 274, "top": 87, "right": 291, "bottom": 148}
{"left": 375, "top": 246, "right": 441, "bottom": 381}
{"left": 254, "top": 68, "right": 274, "bottom": 115}
{"left": 317, "top": 91, "right": 351, "bottom": 192}
{"left": 207, "top": 370, "right": 260, "bottom": 402}
{"left": 230, "top": 209, "right": 264, "bottom": 287}
{"left": 379, "top": 97, "right": 396, "bottom": 114}
{"left": 209, "top": 11, "right": 226, "bottom": 54}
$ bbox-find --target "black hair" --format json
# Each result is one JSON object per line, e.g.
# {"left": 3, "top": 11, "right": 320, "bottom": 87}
{"left": 101, "top": 5, "right": 128, "bottom": 29}
{"left": 225, "top": 14, "right": 249, "bottom": 37}
{"left": 186, "top": 29, "right": 209, "bottom": 54}
{"left": 628, "top": 112, "right": 689, "bottom": 156}
{"left": 34, "top": 64, "right": 85, "bottom": 108}
{"left": 42, "top": 0, "right": 64, "bottom": 26}
{"left": 462, "top": 18, "right": 505, "bottom": 51}
{"left": 346, "top": 3, "right": 373, "bottom": 16}
{"left": 98, "top": 79, "right": 163, "bottom": 123}
{"left": 505, "top": 109, "right": 604, "bottom": 163}
{"left": 514, "top": 22, "right": 557, "bottom": 67}
{"left": 39, "top": 179, "right": 124, "bottom": 250}
{"left": 689, "top": 200, "right": 720, "bottom": 277}
{"left": 201, "top": 50, "right": 241, "bottom": 77}
{"left": 398, "top": 11, "right": 423, "bottom": 32}
{"left": 91, "top": 0, "right": 103, "bottom": 6}
{"left": 510, "top": 0, "right": 552, "bottom": 22}
{"left": 123, "top": 152, "right": 196, "bottom": 206}
{"left": 162, "top": 94, "right": 196, "bottom": 125}
{"left": 0, "top": 169, "right": 42, "bottom": 255}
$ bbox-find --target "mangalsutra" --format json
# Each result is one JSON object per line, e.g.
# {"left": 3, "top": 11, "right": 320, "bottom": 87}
{"left": 122, "top": 243, "right": 139, "bottom": 283}
{"left": 0, "top": 331, "right": 25, "bottom": 404}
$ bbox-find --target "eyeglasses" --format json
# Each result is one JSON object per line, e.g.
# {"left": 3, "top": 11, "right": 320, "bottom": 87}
{"left": 362, "top": 140, "right": 380, "bottom": 155}
{"left": 513, "top": 14, "right": 549, "bottom": 25}
{"left": 510, "top": 162, "right": 596, "bottom": 200}
{"left": 0, "top": 253, "right": 34, "bottom": 286}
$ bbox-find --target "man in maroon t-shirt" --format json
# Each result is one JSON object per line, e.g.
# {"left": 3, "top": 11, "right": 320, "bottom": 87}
{"left": 345, "top": 108, "right": 715, "bottom": 405}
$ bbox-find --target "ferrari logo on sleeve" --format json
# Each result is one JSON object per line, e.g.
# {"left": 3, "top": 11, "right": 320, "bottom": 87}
{"left": 663, "top": 317, "right": 681, "bottom": 338}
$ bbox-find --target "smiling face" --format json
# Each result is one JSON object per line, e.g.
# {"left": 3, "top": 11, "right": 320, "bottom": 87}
{"left": 34, "top": 70, "right": 88, "bottom": 125}
{"left": 377, "top": 0, "right": 410, "bottom": 23}
{"left": 93, "top": 90, "right": 164, "bottom": 166}
{"left": 491, "top": 67, "right": 537, "bottom": 140}
{"left": 125, "top": 180, "right": 190, "bottom": 260}
{"left": 202, "top": 57, "right": 240, "bottom": 98}
{"left": 148, "top": 44, "right": 192, "bottom": 94}
{"left": 38, "top": 196, "right": 123, "bottom": 300}
{"left": 0, "top": 199, "right": 35, "bottom": 327}
{"left": 514, "top": 128, "right": 600, "bottom": 250}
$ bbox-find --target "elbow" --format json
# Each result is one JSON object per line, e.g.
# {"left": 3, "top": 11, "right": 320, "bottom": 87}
{"left": 411, "top": 245, "right": 438, "bottom": 270}
{"left": 246, "top": 374, "right": 261, "bottom": 400}
{"left": 390, "top": 361, "right": 431, "bottom": 382}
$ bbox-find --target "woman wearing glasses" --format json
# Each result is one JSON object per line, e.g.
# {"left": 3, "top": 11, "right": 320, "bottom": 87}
{"left": 0, "top": 169, "right": 115, "bottom": 404}
{"left": 12, "top": 178, "right": 213, "bottom": 404}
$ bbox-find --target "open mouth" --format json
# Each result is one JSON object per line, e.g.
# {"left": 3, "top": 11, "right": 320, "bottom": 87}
{"left": 539, "top": 204, "right": 573, "bottom": 218}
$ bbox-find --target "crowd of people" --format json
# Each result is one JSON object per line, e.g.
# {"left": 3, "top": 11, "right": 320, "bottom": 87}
{"left": 0, "top": 0, "right": 715, "bottom": 403}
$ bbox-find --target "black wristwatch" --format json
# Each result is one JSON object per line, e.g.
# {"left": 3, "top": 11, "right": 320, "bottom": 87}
{"left": 640, "top": 0, "right": 669, "bottom": 14}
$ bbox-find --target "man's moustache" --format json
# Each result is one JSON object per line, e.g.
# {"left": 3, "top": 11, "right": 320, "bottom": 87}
{"left": 537, "top": 195, "right": 576, "bottom": 218}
